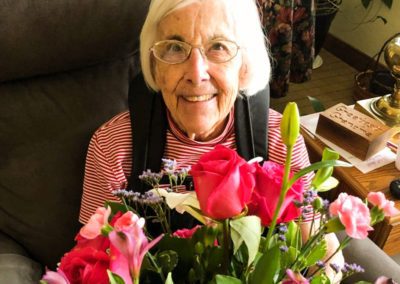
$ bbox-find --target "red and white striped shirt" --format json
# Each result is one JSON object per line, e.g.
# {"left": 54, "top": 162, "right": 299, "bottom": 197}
{"left": 79, "top": 108, "right": 314, "bottom": 224}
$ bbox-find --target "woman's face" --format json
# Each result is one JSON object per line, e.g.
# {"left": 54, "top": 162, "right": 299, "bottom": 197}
{"left": 154, "top": 0, "right": 244, "bottom": 141}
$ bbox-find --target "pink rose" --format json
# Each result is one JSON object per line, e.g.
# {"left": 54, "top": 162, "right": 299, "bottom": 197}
{"left": 248, "top": 161, "right": 304, "bottom": 226}
{"left": 367, "top": 192, "right": 399, "bottom": 217}
{"left": 190, "top": 145, "right": 256, "bottom": 220}
{"left": 59, "top": 246, "right": 110, "bottom": 284}
{"left": 79, "top": 206, "right": 111, "bottom": 239}
{"left": 329, "top": 193, "right": 373, "bottom": 239}
{"left": 173, "top": 225, "right": 201, "bottom": 238}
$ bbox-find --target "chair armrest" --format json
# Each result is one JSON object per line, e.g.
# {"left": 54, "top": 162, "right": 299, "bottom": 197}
{"left": 0, "top": 231, "right": 42, "bottom": 283}
{"left": 337, "top": 232, "right": 400, "bottom": 282}
{"left": 0, "top": 230, "right": 29, "bottom": 255}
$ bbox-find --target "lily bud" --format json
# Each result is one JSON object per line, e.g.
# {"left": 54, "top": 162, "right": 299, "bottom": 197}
{"left": 280, "top": 102, "right": 300, "bottom": 147}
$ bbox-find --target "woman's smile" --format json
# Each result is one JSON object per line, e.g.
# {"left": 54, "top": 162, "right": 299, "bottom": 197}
{"left": 180, "top": 93, "right": 216, "bottom": 102}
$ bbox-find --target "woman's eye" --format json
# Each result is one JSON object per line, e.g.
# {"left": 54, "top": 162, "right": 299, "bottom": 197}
{"left": 166, "top": 43, "right": 184, "bottom": 53}
{"left": 209, "top": 42, "right": 228, "bottom": 51}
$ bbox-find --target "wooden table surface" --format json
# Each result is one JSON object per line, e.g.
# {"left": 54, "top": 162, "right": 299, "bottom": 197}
{"left": 301, "top": 127, "right": 400, "bottom": 255}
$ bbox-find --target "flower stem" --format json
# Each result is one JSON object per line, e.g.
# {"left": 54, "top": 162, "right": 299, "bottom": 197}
{"left": 264, "top": 145, "right": 294, "bottom": 252}
{"left": 221, "top": 219, "right": 231, "bottom": 274}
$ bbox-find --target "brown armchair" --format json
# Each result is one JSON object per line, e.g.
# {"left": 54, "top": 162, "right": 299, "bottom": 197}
{"left": 0, "top": 0, "right": 399, "bottom": 283}
{"left": 0, "top": 0, "right": 148, "bottom": 282}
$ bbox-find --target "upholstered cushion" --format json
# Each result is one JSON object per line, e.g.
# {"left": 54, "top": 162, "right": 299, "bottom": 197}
{"left": 0, "top": 57, "right": 137, "bottom": 267}
{"left": 0, "top": 0, "right": 148, "bottom": 82}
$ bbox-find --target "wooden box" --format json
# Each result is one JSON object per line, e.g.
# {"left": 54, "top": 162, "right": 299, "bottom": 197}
{"left": 316, "top": 103, "right": 393, "bottom": 160}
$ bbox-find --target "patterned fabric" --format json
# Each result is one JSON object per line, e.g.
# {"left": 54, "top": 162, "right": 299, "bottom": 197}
{"left": 79, "top": 109, "right": 314, "bottom": 224}
{"left": 257, "top": 0, "right": 315, "bottom": 98}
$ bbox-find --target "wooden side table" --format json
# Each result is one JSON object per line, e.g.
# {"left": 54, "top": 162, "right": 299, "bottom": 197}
{"left": 301, "top": 127, "right": 400, "bottom": 255}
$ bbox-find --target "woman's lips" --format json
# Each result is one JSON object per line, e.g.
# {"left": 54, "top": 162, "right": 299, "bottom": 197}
{"left": 182, "top": 94, "right": 216, "bottom": 102}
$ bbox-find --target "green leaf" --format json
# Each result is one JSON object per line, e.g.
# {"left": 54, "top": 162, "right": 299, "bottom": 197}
{"left": 165, "top": 272, "right": 174, "bottom": 284}
{"left": 290, "top": 160, "right": 351, "bottom": 187}
{"left": 315, "top": 177, "right": 339, "bottom": 192}
{"left": 286, "top": 221, "right": 301, "bottom": 249}
{"left": 157, "top": 250, "right": 179, "bottom": 273}
{"left": 311, "top": 149, "right": 339, "bottom": 190}
{"left": 307, "top": 96, "right": 325, "bottom": 112}
{"left": 310, "top": 274, "right": 330, "bottom": 284}
{"left": 250, "top": 246, "right": 281, "bottom": 284}
{"left": 325, "top": 217, "right": 345, "bottom": 234}
{"left": 105, "top": 200, "right": 134, "bottom": 215}
{"left": 230, "top": 216, "right": 262, "bottom": 267}
{"left": 213, "top": 275, "right": 242, "bottom": 284}
{"left": 107, "top": 270, "right": 126, "bottom": 284}
{"left": 304, "top": 239, "right": 327, "bottom": 267}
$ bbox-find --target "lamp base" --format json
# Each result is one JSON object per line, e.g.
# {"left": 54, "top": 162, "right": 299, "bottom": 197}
{"left": 370, "top": 95, "right": 400, "bottom": 126}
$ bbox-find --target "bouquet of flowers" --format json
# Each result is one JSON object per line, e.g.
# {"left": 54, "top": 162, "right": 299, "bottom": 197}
{"left": 41, "top": 103, "right": 399, "bottom": 284}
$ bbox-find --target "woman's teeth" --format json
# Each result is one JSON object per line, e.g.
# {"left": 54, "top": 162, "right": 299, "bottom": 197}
{"left": 184, "top": 94, "right": 215, "bottom": 102}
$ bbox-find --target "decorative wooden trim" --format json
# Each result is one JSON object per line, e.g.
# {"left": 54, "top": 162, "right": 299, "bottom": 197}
{"left": 323, "top": 33, "right": 386, "bottom": 71}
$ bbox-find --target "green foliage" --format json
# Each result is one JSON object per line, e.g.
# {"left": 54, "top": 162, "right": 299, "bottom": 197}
{"left": 250, "top": 246, "right": 281, "bottom": 284}
{"left": 212, "top": 275, "right": 242, "bottom": 284}
{"left": 230, "top": 216, "right": 262, "bottom": 267}
{"left": 107, "top": 270, "right": 126, "bottom": 284}
{"left": 307, "top": 96, "right": 326, "bottom": 113}
{"left": 311, "top": 148, "right": 340, "bottom": 191}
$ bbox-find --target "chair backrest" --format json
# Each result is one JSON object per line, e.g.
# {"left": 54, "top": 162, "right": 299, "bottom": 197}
{"left": 0, "top": 0, "right": 149, "bottom": 267}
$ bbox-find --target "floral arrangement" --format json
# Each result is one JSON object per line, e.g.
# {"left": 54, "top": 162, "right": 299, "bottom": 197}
{"left": 41, "top": 103, "right": 399, "bottom": 284}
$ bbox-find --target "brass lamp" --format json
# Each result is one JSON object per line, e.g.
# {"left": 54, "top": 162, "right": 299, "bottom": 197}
{"left": 370, "top": 35, "right": 400, "bottom": 126}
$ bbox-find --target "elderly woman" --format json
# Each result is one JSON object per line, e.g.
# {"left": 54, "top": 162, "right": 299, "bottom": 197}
{"left": 79, "top": 0, "right": 343, "bottom": 281}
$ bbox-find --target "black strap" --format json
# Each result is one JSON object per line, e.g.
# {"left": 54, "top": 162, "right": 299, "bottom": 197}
{"left": 128, "top": 74, "right": 269, "bottom": 192}
{"left": 128, "top": 74, "right": 167, "bottom": 192}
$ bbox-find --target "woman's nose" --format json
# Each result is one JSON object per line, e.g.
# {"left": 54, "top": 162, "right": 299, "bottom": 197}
{"left": 184, "top": 48, "right": 210, "bottom": 84}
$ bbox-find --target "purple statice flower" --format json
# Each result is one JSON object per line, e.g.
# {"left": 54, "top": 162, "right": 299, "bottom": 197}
{"left": 278, "top": 234, "right": 286, "bottom": 242}
{"left": 112, "top": 189, "right": 141, "bottom": 201}
{"left": 279, "top": 245, "right": 289, "bottom": 252}
{"left": 329, "top": 263, "right": 341, "bottom": 274}
{"left": 303, "top": 190, "right": 318, "bottom": 205}
{"left": 316, "top": 260, "right": 325, "bottom": 268}
{"left": 139, "top": 169, "right": 163, "bottom": 187}
{"left": 162, "top": 158, "right": 177, "bottom": 174}
{"left": 277, "top": 224, "right": 288, "bottom": 233}
{"left": 140, "top": 191, "right": 163, "bottom": 205}
{"left": 342, "top": 262, "right": 365, "bottom": 275}
{"left": 322, "top": 199, "right": 330, "bottom": 211}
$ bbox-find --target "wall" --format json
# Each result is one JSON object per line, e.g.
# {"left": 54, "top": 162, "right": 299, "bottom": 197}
{"left": 329, "top": 0, "right": 400, "bottom": 62}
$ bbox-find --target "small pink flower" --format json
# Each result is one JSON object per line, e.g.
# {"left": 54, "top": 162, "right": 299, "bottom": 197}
{"left": 109, "top": 211, "right": 163, "bottom": 281}
{"left": 41, "top": 269, "right": 69, "bottom": 284}
{"left": 79, "top": 206, "right": 111, "bottom": 239}
{"left": 282, "top": 269, "right": 310, "bottom": 284}
{"left": 173, "top": 225, "right": 201, "bottom": 238}
{"left": 367, "top": 192, "right": 399, "bottom": 217}
{"left": 330, "top": 193, "right": 373, "bottom": 239}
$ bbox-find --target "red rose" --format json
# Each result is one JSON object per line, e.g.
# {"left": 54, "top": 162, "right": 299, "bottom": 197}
{"left": 190, "top": 145, "right": 256, "bottom": 219}
{"left": 59, "top": 246, "right": 110, "bottom": 284}
{"left": 248, "top": 161, "right": 304, "bottom": 226}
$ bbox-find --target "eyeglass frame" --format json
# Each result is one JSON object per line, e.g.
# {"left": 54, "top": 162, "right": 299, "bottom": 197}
{"left": 150, "top": 39, "right": 241, "bottom": 65}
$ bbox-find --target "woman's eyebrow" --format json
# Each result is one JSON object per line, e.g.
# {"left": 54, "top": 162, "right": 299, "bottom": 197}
{"left": 165, "top": 35, "right": 185, "bottom": 41}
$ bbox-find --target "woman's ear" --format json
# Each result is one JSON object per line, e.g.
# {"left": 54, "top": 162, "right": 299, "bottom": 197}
{"left": 239, "top": 62, "right": 249, "bottom": 89}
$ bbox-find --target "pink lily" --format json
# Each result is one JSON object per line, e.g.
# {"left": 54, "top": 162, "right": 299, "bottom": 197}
{"left": 109, "top": 211, "right": 163, "bottom": 283}
{"left": 282, "top": 269, "right": 310, "bottom": 284}
{"left": 79, "top": 206, "right": 111, "bottom": 239}
{"left": 41, "top": 269, "right": 70, "bottom": 284}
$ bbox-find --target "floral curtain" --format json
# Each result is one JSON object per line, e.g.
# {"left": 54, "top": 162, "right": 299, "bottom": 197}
{"left": 257, "top": 0, "right": 315, "bottom": 98}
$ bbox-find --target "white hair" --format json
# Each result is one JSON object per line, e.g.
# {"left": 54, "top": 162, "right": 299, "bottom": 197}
{"left": 140, "top": 0, "right": 271, "bottom": 95}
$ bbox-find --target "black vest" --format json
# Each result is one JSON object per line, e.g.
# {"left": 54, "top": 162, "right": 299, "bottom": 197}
{"left": 127, "top": 74, "right": 270, "bottom": 192}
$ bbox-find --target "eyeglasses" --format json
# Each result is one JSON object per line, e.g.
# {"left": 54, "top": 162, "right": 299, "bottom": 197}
{"left": 150, "top": 39, "right": 240, "bottom": 64}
